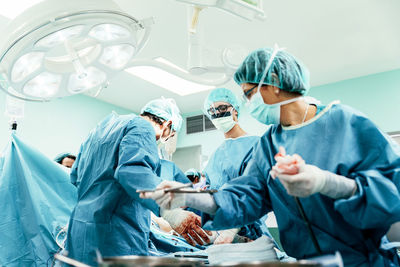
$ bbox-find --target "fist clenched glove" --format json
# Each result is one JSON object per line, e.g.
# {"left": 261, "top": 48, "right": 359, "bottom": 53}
{"left": 271, "top": 147, "right": 357, "bottom": 199}
{"left": 214, "top": 228, "right": 241, "bottom": 244}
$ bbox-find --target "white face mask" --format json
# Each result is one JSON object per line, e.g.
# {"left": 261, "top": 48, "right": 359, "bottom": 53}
{"left": 156, "top": 121, "right": 173, "bottom": 144}
{"left": 211, "top": 116, "right": 236, "bottom": 133}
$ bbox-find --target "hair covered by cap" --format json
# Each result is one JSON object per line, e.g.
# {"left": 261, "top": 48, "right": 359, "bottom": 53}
{"left": 203, "top": 88, "right": 241, "bottom": 118}
{"left": 234, "top": 47, "right": 310, "bottom": 95}
{"left": 54, "top": 152, "right": 74, "bottom": 163}
{"left": 141, "top": 97, "right": 183, "bottom": 132}
{"left": 185, "top": 168, "right": 201, "bottom": 177}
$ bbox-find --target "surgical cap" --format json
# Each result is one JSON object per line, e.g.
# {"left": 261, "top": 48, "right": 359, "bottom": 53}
{"left": 185, "top": 168, "right": 201, "bottom": 178}
{"left": 54, "top": 152, "right": 73, "bottom": 163}
{"left": 203, "top": 88, "right": 241, "bottom": 118}
{"left": 234, "top": 47, "right": 310, "bottom": 95}
{"left": 141, "top": 97, "right": 183, "bottom": 132}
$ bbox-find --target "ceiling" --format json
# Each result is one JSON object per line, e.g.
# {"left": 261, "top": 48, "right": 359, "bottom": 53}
{"left": 1, "top": 0, "right": 400, "bottom": 114}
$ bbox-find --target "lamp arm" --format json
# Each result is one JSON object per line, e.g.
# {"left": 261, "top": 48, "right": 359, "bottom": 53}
{"left": 125, "top": 59, "right": 232, "bottom": 86}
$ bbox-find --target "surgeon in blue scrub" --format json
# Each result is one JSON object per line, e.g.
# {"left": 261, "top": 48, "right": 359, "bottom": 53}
{"left": 66, "top": 98, "right": 210, "bottom": 265}
{"left": 160, "top": 159, "right": 190, "bottom": 184}
{"left": 142, "top": 46, "right": 400, "bottom": 266}
{"left": 202, "top": 87, "right": 273, "bottom": 245}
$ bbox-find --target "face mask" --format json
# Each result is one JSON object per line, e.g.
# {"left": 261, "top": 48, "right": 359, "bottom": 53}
{"left": 211, "top": 116, "right": 236, "bottom": 133}
{"left": 248, "top": 92, "right": 302, "bottom": 125}
{"left": 157, "top": 122, "right": 173, "bottom": 144}
{"left": 245, "top": 44, "right": 302, "bottom": 125}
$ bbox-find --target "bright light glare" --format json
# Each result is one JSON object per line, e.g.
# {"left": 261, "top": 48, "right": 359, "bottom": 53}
{"left": 126, "top": 66, "right": 214, "bottom": 96}
{"left": 11, "top": 52, "right": 44, "bottom": 82}
{"left": 23, "top": 72, "right": 61, "bottom": 98}
{"left": 99, "top": 44, "right": 135, "bottom": 69}
{"left": 68, "top": 67, "right": 106, "bottom": 93}
{"left": 154, "top": 57, "right": 188, "bottom": 73}
{"left": 89, "top": 23, "right": 131, "bottom": 41}
{"left": 35, "top": 25, "right": 84, "bottom": 48}
{"left": 0, "top": 0, "right": 43, "bottom": 19}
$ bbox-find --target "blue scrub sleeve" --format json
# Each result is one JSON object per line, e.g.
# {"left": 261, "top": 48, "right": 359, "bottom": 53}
{"left": 70, "top": 146, "right": 82, "bottom": 187}
{"left": 202, "top": 157, "right": 272, "bottom": 230}
{"left": 333, "top": 117, "right": 400, "bottom": 229}
{"left": 172, "top": 164, "right": 191, "bottom": 183}
{"left": 114, "top": 119, "right": 162, "bottom": 216}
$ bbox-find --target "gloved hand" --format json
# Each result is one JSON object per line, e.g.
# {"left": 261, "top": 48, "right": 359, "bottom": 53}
{"left": 161, "top": 208, "right": 212, "bottom": 246}
{"left": 271, "top": 147, "right": 357, "bottom": 199}
{"left": 214, "top": 228, "right": 240, "bottom": 244}
{"left": 139, "top": 180, "right": 187, "bottom": 210}
{"left": 275, "top": 164, "right": 357, "bottom": 199}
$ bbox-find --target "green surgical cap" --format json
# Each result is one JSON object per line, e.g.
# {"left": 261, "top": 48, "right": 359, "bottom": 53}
{"left": 203, "top": 88, "right": 241, "bottom": 118}
{"left": 234, "top": 47, "right": 310, "bottom": 95}
{"left": 185, "top": 168, "right": 201, "bottom": 177}
{"left": 54, "top": 152, "right": 73, "bottom": 163}
{"left": 141, "top": 97, "right": 183, "bottom": 132}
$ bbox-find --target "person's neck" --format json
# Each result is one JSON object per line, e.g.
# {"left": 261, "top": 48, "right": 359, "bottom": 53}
{"left": 280, "top": 100, "right": 316, "bottom": 126}
{"left": 224, "top": 124, "right": 246, "bottom": 139}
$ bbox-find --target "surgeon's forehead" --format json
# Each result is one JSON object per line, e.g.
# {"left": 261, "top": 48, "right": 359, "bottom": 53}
{"left": 212, "top": 101, "right": 230, "bottom": 107}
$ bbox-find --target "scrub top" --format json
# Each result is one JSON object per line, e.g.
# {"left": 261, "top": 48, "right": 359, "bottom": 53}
{"left": 203, "top": 102, "right": 400, "bottom": 266}
{"left": 67, "top": 113, "right": 161, "bottom": 265}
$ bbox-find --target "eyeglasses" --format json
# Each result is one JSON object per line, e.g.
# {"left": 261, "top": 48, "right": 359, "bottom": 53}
{"left": 242, "top": 84, "right": 258, "bottom": 102}
{"left": 207, "top": 104, "right": 233, "bottom": 117}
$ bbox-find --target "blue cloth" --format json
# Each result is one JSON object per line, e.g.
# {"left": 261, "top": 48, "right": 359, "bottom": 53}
{"left": 203, "top": 103, "right": 400, "bottom": 266}
{"left": 0, "top": 132, "right": 77, "bottom": 266}
{"left": 149, "top": 222, "right": 201, "bottom": 255}
{"left": 160, "top": 159, "right": 191, "bottom": 183}
{"left": 203, "top": 136, "right": 273, "bottom": 241}
{"left": 66, "top": 113, "right": 162, "bottom": 265}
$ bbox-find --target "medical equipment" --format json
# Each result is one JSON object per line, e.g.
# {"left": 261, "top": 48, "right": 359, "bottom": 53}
{"left": 55, "top": 254, "right": 204, "bottom": 267}
{"left": 0, "top": 0, "right": 153, "bottom": 101}
{"left": 137, "top": 182, "right": 193, "bottom": 193}
{"left": 177, "top": 0, "right": 266, "bottom": 21}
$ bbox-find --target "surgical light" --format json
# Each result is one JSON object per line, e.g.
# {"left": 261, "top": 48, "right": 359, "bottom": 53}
{"left": 68, "top": 67, "right": 106, "bottom": 94}
{"left": 23, "top": 72, "right": 62, "bottom": 98}
{"left": 177, "top": 0, "right": 266, "bottom": 21}
{"left": 35, "top": 25, "right": 85, "bottom": 48}
{"left": 99, "top": 44, "right": 136, "bottom": 70}
{"left": 11, "top": 52, "right": 44, "bottom": 82}
{"left": 0, "top": 0, "right": 153, "bottom": 101}
{"left": 89, "top": 24, "right": 131, "bottom": 42}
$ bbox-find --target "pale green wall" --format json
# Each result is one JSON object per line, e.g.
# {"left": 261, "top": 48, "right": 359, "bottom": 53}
{"left": 177, "top": 69, "right": 400, "bottom": 163}
{"left": 310, "top": 69, "right": 400, "bottom": 133}
{"left": 0, "top": 94, "right": 131, "bottom": 158}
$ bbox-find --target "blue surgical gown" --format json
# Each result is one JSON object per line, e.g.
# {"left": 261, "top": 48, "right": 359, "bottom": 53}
{"left": 203, "top": 136, "right": 272, "bottom": 241}
{"left": 203, "top": 102, "right": 400, "bottom": 266}
{"left": 160, "top": 159, "right": 191, "bottom": 183}
{"left": 66, "top": 113, "right": 162, "bottom": 265}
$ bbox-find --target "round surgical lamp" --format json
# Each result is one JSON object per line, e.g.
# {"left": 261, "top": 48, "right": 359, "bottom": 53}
{"left": 0, "top": 0, "right": 153, "bottom": 101}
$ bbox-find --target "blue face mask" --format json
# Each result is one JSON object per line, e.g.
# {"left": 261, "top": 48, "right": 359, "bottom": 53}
{"left": 248, "top": 93, "right": 279, "bottom": 124}
{"left": 248, "top": 92, "right": 301, "bottom": 125}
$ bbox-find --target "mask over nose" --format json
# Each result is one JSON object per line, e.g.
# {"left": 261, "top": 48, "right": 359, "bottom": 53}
{"left": 246, "top": 45, "right": 302, "bottom": 125}
{"left": 211, "top": 115, "right": 236, "bottom": 133}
